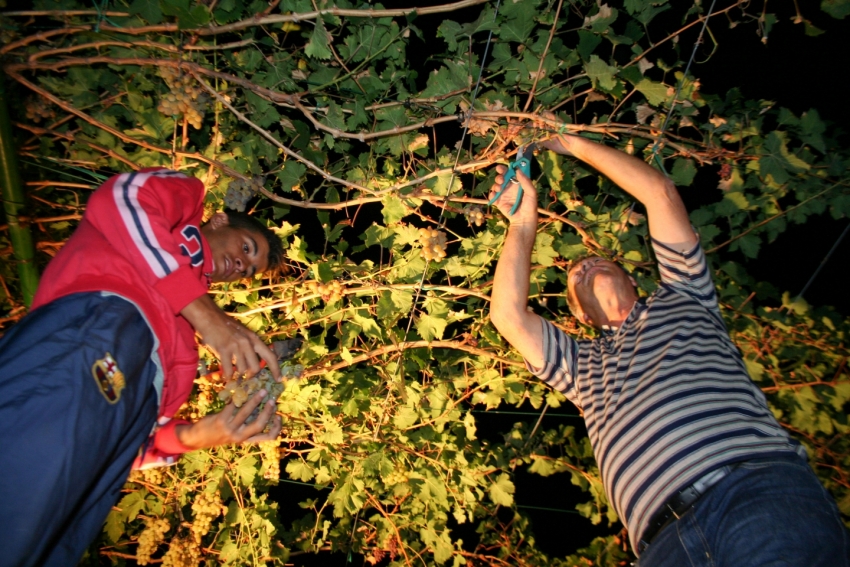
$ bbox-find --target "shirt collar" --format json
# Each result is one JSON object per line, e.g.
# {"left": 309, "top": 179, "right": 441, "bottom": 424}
{"left": 601, "top": 298, "right": 647, "bottom": 337}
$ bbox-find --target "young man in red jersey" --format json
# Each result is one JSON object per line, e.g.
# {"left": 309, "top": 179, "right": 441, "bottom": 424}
{"left": 0, "top": 168, "right": 287, "bottom": 567}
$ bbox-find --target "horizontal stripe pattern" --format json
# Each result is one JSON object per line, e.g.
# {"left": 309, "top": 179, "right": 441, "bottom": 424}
{"left": 112, "top": 170, "right": 188, "bottom": 279}
{"left": 528, "top": 239, "right": 803, "bottom": 550}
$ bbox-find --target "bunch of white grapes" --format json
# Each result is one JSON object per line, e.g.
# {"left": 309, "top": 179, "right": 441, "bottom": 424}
{"left": 418, "top": 227, "right": 447, "bottom": 261}
{"left": 142, "top": 468, "right": 164, "bottom": 485}
{"left": 382, "top": 468, "right": 409, "bottom": 486}
{"left": 280, "top": 362, "right": 304, "bottom": 380}
{"left": 136, "top": 517, "right": 170, "bottom": 565}
{"left": 260, "top": 439, "right": 281, "bottom": 481}
{"left": 190, "top": 491, "right": 223, "bottom": 543}
{"left": 161, "top": 537, "right": 201, "bottom": 567}
{"left": 465, "top": 205, "right": 485, "bottom": 227}
{"left": 306, "top": 279, "right": 344, "bottom": 303}
{"left": 224, "top": 176, "right": 264, "bottom": 212}
{"left": 218, "top": 363, "right": 303, "bottom": 424}
{"left": 157, "top": 67, "right": 209, "bottom": 129}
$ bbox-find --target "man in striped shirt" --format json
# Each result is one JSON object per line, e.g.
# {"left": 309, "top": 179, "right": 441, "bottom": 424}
{"left": 489, "top": 134, "right": 848, "bottom": 565}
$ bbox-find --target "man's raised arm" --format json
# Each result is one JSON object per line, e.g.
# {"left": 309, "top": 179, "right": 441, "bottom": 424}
{"left": 488, "top": 166, "right": 547, "bottom": 369}
{"left": 543, "top": 135, "right": 697, "bottom": 249}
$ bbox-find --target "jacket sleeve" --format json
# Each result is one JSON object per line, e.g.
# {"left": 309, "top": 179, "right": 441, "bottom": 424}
{"left": 86, "top": 169, "right": 209, "bottom": 314}
{"left": 132, "top": 418, "right": 194, "bottom": 469}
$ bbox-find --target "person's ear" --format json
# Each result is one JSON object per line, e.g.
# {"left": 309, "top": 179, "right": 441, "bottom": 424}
{"left": 207, "top": 212, "right": 230, "bottom": 230}
{"left": 629, "top": 275, "right": 637, "bottom": 287}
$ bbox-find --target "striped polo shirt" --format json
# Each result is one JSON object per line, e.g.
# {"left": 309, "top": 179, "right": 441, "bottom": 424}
{"left": 526, "top": 238, "right": 804, "bottom": 551}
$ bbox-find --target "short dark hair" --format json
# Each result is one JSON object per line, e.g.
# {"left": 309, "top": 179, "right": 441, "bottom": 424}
{"left": 223, "top": 209, "right": 285, "bottom": 275}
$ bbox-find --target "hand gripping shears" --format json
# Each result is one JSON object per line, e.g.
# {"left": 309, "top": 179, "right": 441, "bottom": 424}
{"left": 488, "top": 144, "right": 535, "bottom": 216}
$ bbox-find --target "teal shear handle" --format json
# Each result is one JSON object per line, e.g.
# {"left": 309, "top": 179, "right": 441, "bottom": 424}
{"left": 488, "top": 145, "right": 533, "bottom": 216}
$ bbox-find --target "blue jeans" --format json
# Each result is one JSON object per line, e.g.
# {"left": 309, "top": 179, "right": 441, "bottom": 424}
{"left": 637, "top": 453, "right": 850, "bottom": 567}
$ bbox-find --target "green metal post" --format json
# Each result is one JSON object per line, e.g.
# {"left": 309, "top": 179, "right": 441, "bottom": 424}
{"left": 0, "top": 77, "right": 39, "bottom": 307}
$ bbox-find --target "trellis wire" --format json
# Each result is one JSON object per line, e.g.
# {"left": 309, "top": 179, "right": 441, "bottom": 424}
{"left": 796, "top": 221, "right": 850, "bottom": 301}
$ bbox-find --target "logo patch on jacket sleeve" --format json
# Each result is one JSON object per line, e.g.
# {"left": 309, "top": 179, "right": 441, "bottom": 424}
{"left": 91, "top": 352, "right": 126, "bottom": 404}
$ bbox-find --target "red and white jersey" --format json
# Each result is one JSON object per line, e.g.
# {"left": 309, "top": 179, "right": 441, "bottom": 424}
{"left": 33, "top": 169, "right": 212, "bottom": 465}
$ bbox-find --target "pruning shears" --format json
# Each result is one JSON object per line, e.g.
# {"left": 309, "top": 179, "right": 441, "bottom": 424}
{"left": 488, "top": 143, "right": 536, "bottom": 216}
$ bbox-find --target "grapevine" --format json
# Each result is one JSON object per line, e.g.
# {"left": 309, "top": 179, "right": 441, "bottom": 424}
{"left": 135, "top": 517, "right": 170, "bottom": 565}
{"left": 224, "top": 176, "right": 265, "bottom": 212}
{"left": 382, "top": 468, "right": 409, "bottom": 487}
{"left": 218, "top": 363, "right": 302, "bottom": 425}
{"left": 190, "top": 490, "right": 224, "bottom": 544}
{"left": 189, "top": 378, "right": 216, "bottom": 419}
{"left": 3, "top": 1, "right": 849, "bottom": 566}
{"left": 260, "top": 439, "right": 281, "bottom": 481}
{"left": 161, "top": 537, "right": 201, "bottom": 567}
{"left": 219, "top": 367, "right": 284, "bottom": 423}
{"left": 307, "top": 279, "right": 345, "bottom": 303}
{"left": 157, "top": 67, "right": 209, "bottom": 129}
{"left": 418, "top": 227, "right": 448, "bottom": 261}
{"left": 128, "top": 468, "right": 165, "bottom": 485}
{"left": 143, "top": 468, "right": 165, "bottom": 485}
{"left": 280, "top": 362, "right": 304, "bottom": 380}
{"left": 465, "top": 205, "right": 486, "bottom": 227}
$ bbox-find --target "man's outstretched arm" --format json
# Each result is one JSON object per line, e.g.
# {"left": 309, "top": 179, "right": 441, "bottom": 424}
{"left": 488, "top": 166, "right": 546, "bottom": 368}
{"left": 180, "top": 294, "right": 280, "bottom": 381}
{"left": 543, "top": 135, "right": 697, "bottom": 249}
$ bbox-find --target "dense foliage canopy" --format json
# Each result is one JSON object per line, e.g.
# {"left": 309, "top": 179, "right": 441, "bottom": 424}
{"left": 1, "top": 0, "right": 849, "bottom": 565}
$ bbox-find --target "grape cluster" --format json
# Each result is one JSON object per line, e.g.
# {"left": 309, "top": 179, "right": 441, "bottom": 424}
{"left": 136, "top": 517, "right": 170, "bottom": 565}
{"left": 260, "top": 439, "right": 281, "bottom": 481}
{"left": 219, "top": 367, "right": 284, "bottom": 424}
{"left": 25, "top": 98, "right": 55, "bottom": 123}
{"left": 465, "top": 205, "right": 485, "bottom": 227}
{"left": 157, "top": 67, "right": 208, "bottom": 129}
{"left": 224, "top": 176, "right": 264, "bottom": 212}
{"left": 218, "top": 363, "right": 303, "bottom": 425}
{"left": 189, "top": 388, "right": 214, "bottom": 420}
{"left": 143, "top": 468, "right": 165, "bottom": 485}
{"left": 382, "top": 469, "right": 409, "bottom": 486}
{"left": 162, "top": 537, "right": 201, "bottom": 567}
{"left": 418, "top": 227, "right": 447, "bottom": 261}
{"left": 307, "top": 280, "right": 344, "bottom": 303}
{"left": 281, "top": 362, "right": 305, "bottom": 380}
{"left": 190, "top": 491, "right": 223, "bottom": 543}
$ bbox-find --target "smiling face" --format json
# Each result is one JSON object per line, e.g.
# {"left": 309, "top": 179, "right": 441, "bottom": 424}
{"left": 567, "top": 256, "right": 638, "bottom": 328}
{"left": 201, "top": 212, "right": 270, "bottom": 283}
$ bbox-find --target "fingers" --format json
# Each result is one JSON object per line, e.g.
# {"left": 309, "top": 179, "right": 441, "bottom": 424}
{"left": 515, "top": 169, "right": 534, "bottom": 192}
{"left": 242, "top": 401, "right": 278, "bottom": 439}
{"left": 219, "top": 351, "right": 234, "bottom": 381}
{"left": 224, "top": 325, "right": 268, "bottom": 379}
{"left": 232, "top": 389, "right": 267, "bottom": 426}
{"left": 246, "top": 415, "right": 282, "bottom": 444}
{"left": 232, "top": 328, "right": 260, "bottom": 378}
{"left": 252, "top": 338, "right": 281, "bottom": 380}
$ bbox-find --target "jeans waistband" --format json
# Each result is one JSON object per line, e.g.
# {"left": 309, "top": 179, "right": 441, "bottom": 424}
{"left": 637, "top": 463, "right": 738, "bottom": 553}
